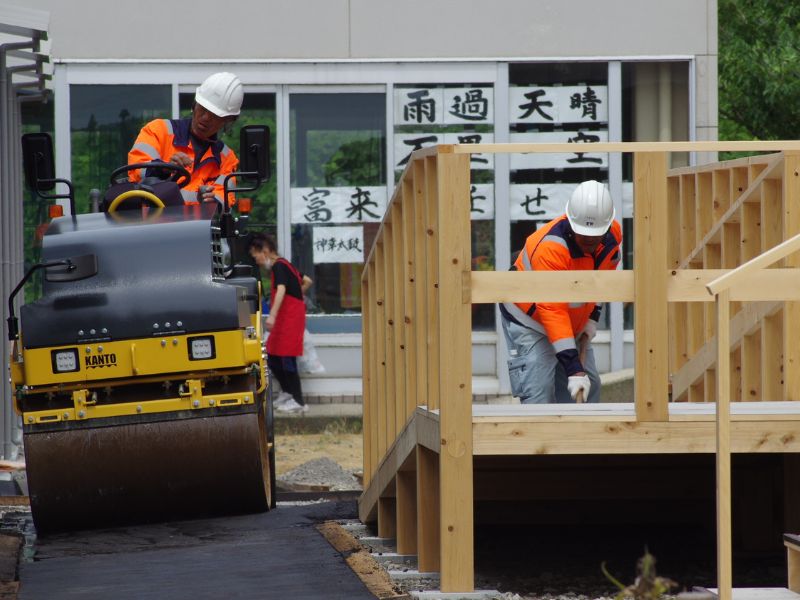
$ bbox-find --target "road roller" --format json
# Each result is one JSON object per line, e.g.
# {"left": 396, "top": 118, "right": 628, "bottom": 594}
{"left": 7, "top": 127, "right": 275, "bottom": 533}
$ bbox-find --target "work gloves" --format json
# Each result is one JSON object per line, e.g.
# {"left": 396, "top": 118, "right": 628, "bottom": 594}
{"left": 567, "top": 374, "right": 591, "bottom": 403}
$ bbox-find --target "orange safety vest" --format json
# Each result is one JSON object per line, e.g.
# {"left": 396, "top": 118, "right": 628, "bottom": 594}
{"left": 502, "top": 214, "right": 622, "bottom": 355}
{"left": 128, "top": 118, "right": 238, "bottom": 206}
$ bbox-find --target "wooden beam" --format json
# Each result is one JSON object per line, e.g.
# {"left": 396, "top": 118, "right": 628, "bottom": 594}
{"left": 396, "top": 464, "right": 417, "bottom": 555}
{"left": 378, "top": 496, "right": 397, "bottom": 539}
{"left": 425, "top": 156, "right": 440, "bottom": 411}
{"left": 634, "top": 151, "right": 670, "bottom": 421}
{"left": 383, "top": 225, "right": 397, "bottom": 444}
{"left": 471, "top": 419, "right": 800, "bottom": 455}
{"left": 402, "top": 177, "right": 417, "bottom": 419}
{"left": 445, "top": 141, "right": 800, "bottom": 154}
{"left": 782, "top": 151, "right": 800, "bottom": 401}
{"left": 413, "top": 159, "right": 429, "bottom": 412}
{"left": 435, "top": 151, "right": 474, "bottom": 592}
{"left": 362, "top": 266, "right": 373, "bottom": 486}
{"left": 715, "top": 290, "right": 732, "bottom": 600}
{"left": 374, "top": 243, "right": 388, "bottom": 459}
{"left": 391, "top": 202, "right": 407, "bottom": 434}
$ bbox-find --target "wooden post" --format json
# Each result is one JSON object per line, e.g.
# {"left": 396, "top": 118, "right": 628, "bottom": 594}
{"left": 396, "top": 462, "right": 418, "bottom": 555}
{"left": 362, "top": 267, "right": 373, "bottom": 486}
{"left": 782, "top": 151, "right": 800, "bottom": 400}
{"left": 375, "top": 243, "right": 388, "bottom": 457}
{"left": 633, "top": 151, "right": 669, "bottom": 420}
{"left": 402, "top": 177, "right": 418, "bottom": 419}
{"left": 392, "top": 202, "right": 407, "bottom": 433}
{"left": 417, "top": 445, "right": 440, "bottom": 572}
{"left": 425, "top": 156, "right": 440, "bottom": 411}
{"left": 761, "top": 178, "right": 783, "bottom": 401}
{"left": 740, "top": 202, "right": 761, "bottom": 402}
{"left": 378, "top": 495, "right": 397, "bottom": 539}
{"left": 413, "top": 159, "right": 429, "bottom": 409}
{"left": 435, "top": 148, "right": 474, "bottom": 592}
{"left": 383, "top": 224, "right": 397, "bottom": 443}
{"left": 716, "top": 288, "right": 732, "bottom": 600}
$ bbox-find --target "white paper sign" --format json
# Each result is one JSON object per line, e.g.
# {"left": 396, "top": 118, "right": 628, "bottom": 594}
{"left": 291, "top": 186, "right": 388, "bottom": 224}
{"left": 394, "top": 132, "right": 494, "bottom": 171}
{"left": 509, "top": 130, "right": 608, "bottom": 170}
{"left": 509, "top": 85, "right": 608, "bottom": 124}
{"left": 394, "top": 88, "right": 444, "bottom": 125}
{"left": 312, "top": 226, "right": 364, "bottom": 264}
{"left": 443, "top": 87, "right": 493, "bottom": 124}
{"left": 469, "top": 183, "right": 494, "bottom": 220}
{"left": 510, "top": 184, "right": 577, "bottom": 221}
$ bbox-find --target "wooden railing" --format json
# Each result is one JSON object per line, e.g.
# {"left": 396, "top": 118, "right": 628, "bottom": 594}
{"left": 360, "top": 142, "right": 800, "bottom": 594}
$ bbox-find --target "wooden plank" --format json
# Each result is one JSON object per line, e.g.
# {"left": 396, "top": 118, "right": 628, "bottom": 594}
{"left": 668, "top": 176, "right": 685, "bottom": 375}
{"left": 713, "top": 168, "right": 731, "bottom": 222}
{"left": 782, "top": 151, "right": 800, "bottom": 401}
{"left": 413, "top": 159, "right": 429, "bottom": 410}
{"left": 716, "top": 290, "right": 732, "bottom": 600}
{"left": 391, "top": 202, "right": 407, "bottom": 434}
{"left": 374, "top": 244, "right": 388, "bottom": 459}
{"left": 378, "top": 496, "right": 397, "bottom": 539}
{"left": 633, "top": 151, "right": 669, "bottom": 421}
{"left": 396, "top": 465, "right": 417, "bottom": 555}
{"left": 402, "top": 177, "right": 418, "bottom": 419}
{"left": 446, "top": 141, "right": 800, "bottom": 154}
{"left": 417, "top": 444, "right": 440, "bottom": 573}
{"left": 383, "top": 225, "right": 397, "bottom": 444}
{"left": 435, "top": 151, "right": 474, "bottom": 592}
{"left": 471, "top": 419, "right": 800, "bottom": 455}
{"left": 680, "top": 174, "right": 697, "bottom": 259}
{"left": 762, "top": 177, "right": 784, "bottom": 402}
{"left": 362, "top": 267, "right": 373, "bottom": 486}
{"left": 697, "top": 172, "right": 714, "bottom": 243}
{"left": 740, "top": 202, "right": 762, "bottom": 403}
{"left": 425, "top": 156, "right": 440, "bottom": 411}
{"left": 367, "top": 261, "right": 379, "bottom": 484}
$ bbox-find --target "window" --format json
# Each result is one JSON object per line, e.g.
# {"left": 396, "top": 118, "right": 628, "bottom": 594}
{"left": 393, "top": 83, "right": 496, "bottom": 330}
{"left": 70, "top": 85, "right": 171, "bottom": 213}
{"left": 289, "top": 92, "right": 387, "bottom": 320}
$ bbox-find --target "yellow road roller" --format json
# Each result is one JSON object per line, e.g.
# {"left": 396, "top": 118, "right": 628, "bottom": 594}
{"left": 7, "top": 127, "right": 275, "bottom": 533}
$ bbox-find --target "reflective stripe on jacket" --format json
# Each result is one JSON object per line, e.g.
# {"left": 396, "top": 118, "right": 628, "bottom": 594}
{"left": 128, "top": 118, "right": 238, "bottom": 206}
{"left": 506, "top": 214, "right": 622, "bottom": 355}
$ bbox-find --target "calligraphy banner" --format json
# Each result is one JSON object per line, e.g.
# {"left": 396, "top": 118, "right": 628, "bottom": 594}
{"left": 469, "top": 183, "right": 494, "bottom": 221}
{"left": 394, "top": 86, "right": 494, "bottom": 126}
{"left": 509, "top": 183, "right": 575, "bottom": 221}
{"left": 290, "top": 186, "right": 388, "bottom": 224}
{"left": 312, "top": 225, "right": 364, "bottom": 264}
{"left": 394, "top": 132, "right": 495, "bottom": 171}
{"left": 509, "top": 130, "right": 609, "bottom": 170}
{"left": 509, "top": 85, "right": 609, "bottom": 124}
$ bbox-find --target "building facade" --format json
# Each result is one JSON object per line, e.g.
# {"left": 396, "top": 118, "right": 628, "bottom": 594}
{"left": 8, "top": 0, "right": 718, "bottom": 400}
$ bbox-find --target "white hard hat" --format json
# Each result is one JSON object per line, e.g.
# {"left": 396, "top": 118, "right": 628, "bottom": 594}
{"left": 566, "top": 180, "right": 615, "bottom": 236}
{"left": 195, "top": 72, "right": 243, "bottom": 118}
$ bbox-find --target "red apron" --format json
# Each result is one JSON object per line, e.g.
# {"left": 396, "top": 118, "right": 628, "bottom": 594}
{"left": 266, "top": 258, "right": 306, "bottom": 357}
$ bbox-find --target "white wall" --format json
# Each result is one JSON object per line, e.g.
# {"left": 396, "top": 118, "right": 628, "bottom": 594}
{"left": 6, "top": 0, "right": 716, "bottom": 62}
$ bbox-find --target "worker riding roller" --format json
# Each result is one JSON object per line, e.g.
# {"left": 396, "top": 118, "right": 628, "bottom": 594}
{"left": 500, "top": 180, "right": 622, "bottom": 404}
{"left": 128, "top": 72, "right": 243, "bottom": 206}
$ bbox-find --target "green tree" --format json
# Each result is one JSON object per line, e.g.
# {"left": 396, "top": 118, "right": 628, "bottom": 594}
{"left": 719, "top": 0, "right": 800, "bottom": 142}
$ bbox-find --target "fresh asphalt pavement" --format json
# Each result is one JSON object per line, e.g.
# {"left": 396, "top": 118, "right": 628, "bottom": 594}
{"left": 18, "top": 500, "right": 376, "bottom": 600}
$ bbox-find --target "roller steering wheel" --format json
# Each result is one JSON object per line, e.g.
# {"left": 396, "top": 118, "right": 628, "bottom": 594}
{"left": 110, "top": 161, "right": 191, "bottom": 189}
{"left": 107, "top": 189, "right": 165, "bottom": 213}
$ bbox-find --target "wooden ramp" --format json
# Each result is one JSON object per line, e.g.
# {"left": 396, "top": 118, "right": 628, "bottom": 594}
{"left": 358, "top": 142, "right": 800, "bottom": 598}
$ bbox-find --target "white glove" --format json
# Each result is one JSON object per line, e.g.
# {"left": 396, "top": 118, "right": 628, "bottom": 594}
{"left": 567, "top": 374, "right": 591, "bottom": 403}
{"left": 580, "top": 319, "right": 598, "bottom": 342}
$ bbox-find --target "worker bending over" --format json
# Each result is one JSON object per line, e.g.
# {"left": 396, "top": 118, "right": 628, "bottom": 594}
{"left": 500, "top": 180, "right": 622, "bottom": 404}
{"left": 128, "top": 72, "right": 242, "bottom": 205}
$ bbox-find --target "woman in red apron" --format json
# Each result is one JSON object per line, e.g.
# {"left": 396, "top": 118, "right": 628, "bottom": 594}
{"left": 249, "top": 233, "right": 313, "bottom": 413}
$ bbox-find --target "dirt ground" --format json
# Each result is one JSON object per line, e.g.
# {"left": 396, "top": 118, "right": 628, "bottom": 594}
{"left": 274, "top": 432, "right": 362, "bottom": 476}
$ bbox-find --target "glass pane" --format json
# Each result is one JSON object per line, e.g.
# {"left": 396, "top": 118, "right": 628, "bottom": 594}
{"left": 289, "top": 93, "right": 387, "bottom": 317}
{"left": 21, "top": 101, "right": 55, "bottom": 303}
{"left": 70, "top": 85, "right": 171, "bottom": 213}
{"left": 179, "top": 92, "right": 277, "bottom": 228}
{"left": 393, "top": 83, "right": 496, "bottom": 330}
{"left": 508, "top": 62, "right": 609, "bottom": 326}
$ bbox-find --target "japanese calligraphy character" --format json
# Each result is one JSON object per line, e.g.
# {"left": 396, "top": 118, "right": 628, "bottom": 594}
{"left": 518, "top": 89, "right": 553, "bottom": 121}
{"left": 403, "top": 89, "right": 436, "bottom": 124}
{"left": 569, "top": 86, "right": 602, "bottom": 120}
{"left": 566, "top": 131, "right": 602, "bottom": 165}
{"left": 397, "top": 135, "right": 438, "bottom": 168}
{"left": 469, "top": 185, "right": 486, "bottom": 215}
{"left": 449, "top": 89, "right": 489, "bottom": 121}
{"left": 302, "top": 187, "right": 333, "bottom": 222}
{"left": 346, "top": 187, "right": 380, "bottom": 221}
{"left": 521, "top": 188, "right": 547, "bottom": 217}
{"left": 457, "top": 134, "right": 489, "bottom": 166}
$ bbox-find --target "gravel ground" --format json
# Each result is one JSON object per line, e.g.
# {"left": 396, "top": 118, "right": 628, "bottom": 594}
{"left": 278, "top": 457, "right": 361, "bottom": 492}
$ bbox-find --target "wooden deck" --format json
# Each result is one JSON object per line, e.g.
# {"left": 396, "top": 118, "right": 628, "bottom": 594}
{"left": 358, "top": 142, "right": 800, "bottom": 597}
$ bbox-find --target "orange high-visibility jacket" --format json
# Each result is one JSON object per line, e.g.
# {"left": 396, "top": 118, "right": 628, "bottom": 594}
{"left": 501, "top": 214, "right": 622, "bottom": 374}
{"left": 128, "top": 118, "right": 238, "bottom": 206}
